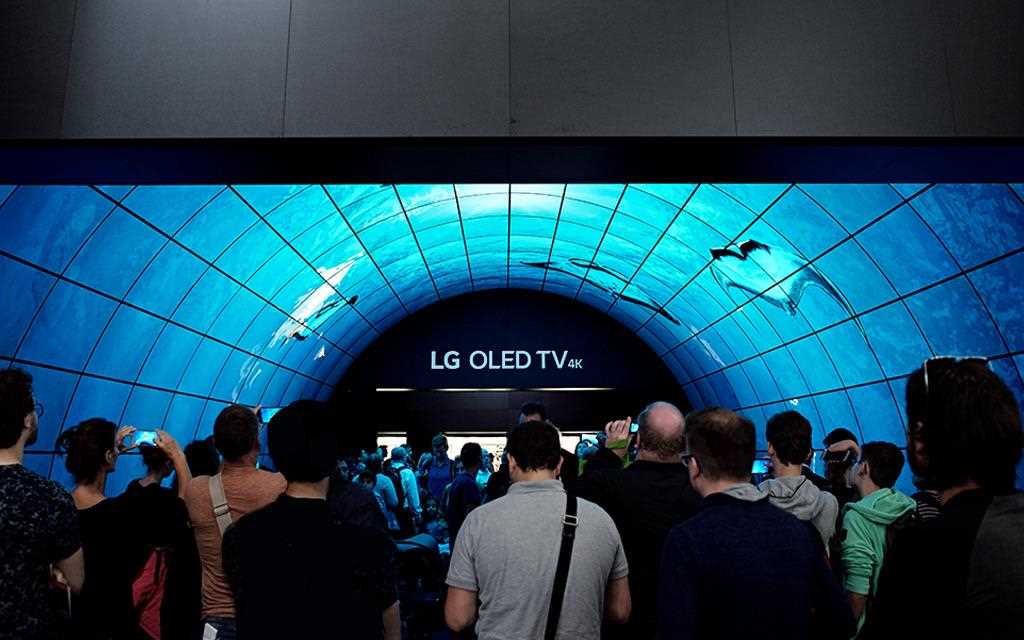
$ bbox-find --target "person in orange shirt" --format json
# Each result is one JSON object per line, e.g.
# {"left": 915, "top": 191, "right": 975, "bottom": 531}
{"left": 183, "top": 405, "right": 285, "bottom": 640}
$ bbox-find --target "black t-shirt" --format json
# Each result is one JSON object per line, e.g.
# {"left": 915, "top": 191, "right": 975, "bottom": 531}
{"left": 0, "top": 464, "right": 81, "bottom": 640}
{"left": 222, "top": 494, "right": 398, "bottom": 640}
{"left": 74, "top": 495, "right": 150, "bottom": 640}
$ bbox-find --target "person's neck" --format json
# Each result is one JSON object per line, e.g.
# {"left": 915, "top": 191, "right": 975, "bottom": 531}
{"left": 0, "top": 441, "right": 25, "bottom": 466}
{"left": 224, "top": 451, "right": 259, "bottom": 469}
{"left": 939, "top": 480, "right": 982, "bottom": 504}
{"left": 859, "top": 483, "right": 882, "bottom": 499}
{"left": 513, "top": 470, "right": 557, "bottom": 483}
{"left": 285, "top": 478, "right": 329, "bottom": 499}
{"left": 139, "top": 472, "right": 163, "bottom": 487}
{"left": 636, "top": 450, "right": 682, "bottom": 464}
{"left": 773, "top": 462, "right": 803, "bottom": 478}
{"left": 74, "top": 474, "right": 108, "bottom": 508}
{"left": 698, "top": 478, "right": 749, "bottom": 498}
{"left": 463, "top": 465, "right": 480, "bottom": 476}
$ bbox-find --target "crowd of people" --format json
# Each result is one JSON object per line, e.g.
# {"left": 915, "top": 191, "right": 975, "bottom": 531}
{"left": 0, "top": 355, "right": 1022, "bottom": 639}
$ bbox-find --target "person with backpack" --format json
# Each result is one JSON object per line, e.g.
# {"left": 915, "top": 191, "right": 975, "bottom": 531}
{"left": 121, "top": 439, "right": 201, "bottom": 640}
{"left": 839, "top": 442, "right": 916, "bottom": 637}
{"left": 388, "top": 447, "right": 421, "bottom": 537}
{"left": 365, "top": 453, "right": 401, "bottom": 534}
{"left": 865, "top": 358, "right": 1024, "bottom": 640}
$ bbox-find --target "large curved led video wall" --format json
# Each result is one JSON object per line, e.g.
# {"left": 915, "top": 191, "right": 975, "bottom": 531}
{"left": 2, "top": 183, "right": 1023, "bottom": 491}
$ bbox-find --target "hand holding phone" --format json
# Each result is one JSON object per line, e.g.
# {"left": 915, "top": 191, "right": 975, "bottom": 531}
{"left": 115, "top": 425, "right": 137, "bottom": 451}
{"left": 133, "top": 430, "right": 159, "bottom": 447}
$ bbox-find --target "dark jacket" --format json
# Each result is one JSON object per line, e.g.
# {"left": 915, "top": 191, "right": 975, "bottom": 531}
{"left": 576, "top": 459, "right": 700, "bottom": 639}
{"left": 865, "top": 489, "right": 1024, "bottom": 640}
{"left": 658, "top": 489, "right": 854, "bottom": 640}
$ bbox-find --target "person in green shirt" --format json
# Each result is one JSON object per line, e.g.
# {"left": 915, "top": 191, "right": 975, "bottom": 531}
{"left": 840, "top": 441, "right": 916, "bottom": 637}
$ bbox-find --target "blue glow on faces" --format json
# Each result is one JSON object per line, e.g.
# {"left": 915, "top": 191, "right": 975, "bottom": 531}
{"left": 1, "top": 183, "right": 1022, "bottom": 490}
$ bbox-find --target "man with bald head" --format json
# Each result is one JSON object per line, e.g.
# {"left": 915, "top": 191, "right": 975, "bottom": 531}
{"left": 576, "top": 401, "right": 700, "bottom": 639}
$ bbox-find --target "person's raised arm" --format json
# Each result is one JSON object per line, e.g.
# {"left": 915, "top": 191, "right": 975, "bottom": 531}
{"left": 444, "top": 586, "right": 478, "bottom": 632}
{"left": 382, "top": 601, "right": 400, "bottom": 640}
{"left": 605, "top": 576, "right": 631, "bottom": 624}
{"left": 54, "top": 548, "right": 85, "bottom": 594}
{"left": 155, "top": 430, "right": 192, "bottom": 499}
{"left": 604, "top": 418, "right": 632, "bottom": 461}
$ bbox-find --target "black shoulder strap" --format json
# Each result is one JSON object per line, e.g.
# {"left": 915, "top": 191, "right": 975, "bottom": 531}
{"left": 545, "top": 493, "right": 579, "bottom": 640}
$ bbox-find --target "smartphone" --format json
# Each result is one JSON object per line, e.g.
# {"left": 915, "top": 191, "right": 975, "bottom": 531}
{"left": 134, "top": 430, "right": 158, "bottom": 447}
{"left": 751, "top": 459, "right": 770, "bottom": 475}
{"left": 630, "top": 422, "right": 639, "bottom": 434}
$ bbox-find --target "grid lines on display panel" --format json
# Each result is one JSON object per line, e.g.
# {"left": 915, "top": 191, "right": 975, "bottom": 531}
{"left": 3, "top": 182, "right": 1024, "bottom": 489}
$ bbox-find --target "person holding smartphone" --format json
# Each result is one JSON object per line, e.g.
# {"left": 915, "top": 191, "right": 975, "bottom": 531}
{"left": 575, "top": 402, "right": 700, "bottom": 640}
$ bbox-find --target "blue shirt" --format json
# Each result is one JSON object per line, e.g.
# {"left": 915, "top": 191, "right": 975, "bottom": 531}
{"left": 445, "top": 472, "right": 481, "bottom": 543}
{"left": 427, "top": 457, "right": 454, "bottom": 503}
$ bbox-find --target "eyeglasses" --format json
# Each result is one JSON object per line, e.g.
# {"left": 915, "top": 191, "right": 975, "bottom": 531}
{"left": 34, "top": 402, "right": 44, "bottom": 418}
{"left": 923, "top": 355, "right": 990, "bottom": 396}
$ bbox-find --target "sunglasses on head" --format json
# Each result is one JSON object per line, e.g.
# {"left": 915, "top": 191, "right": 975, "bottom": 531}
{"left": 922, "top": 355, "right": 990, "bottom": 396}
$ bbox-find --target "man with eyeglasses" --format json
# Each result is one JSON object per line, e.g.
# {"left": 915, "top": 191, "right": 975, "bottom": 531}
{"left": 862, "top": 357, "right": 1024, "bottom": 640}
{"left": 657, "top": 407, "right": 853, "bottom": 640}
{"left": 0, "top": 367, "right": 86, "bottom": 639}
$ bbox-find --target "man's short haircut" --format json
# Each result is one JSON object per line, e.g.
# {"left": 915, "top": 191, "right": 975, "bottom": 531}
{"left": 184, "top": 438, "right": 221, "bottom": 477}
{"left": 506, "top": 420, "right": 561, "bottom": 472}
{"left": 0, "top": 367, "right": 34, "bottom": 449}
{"left": 56, "top": 418, "right": 116, "bottom": 485}
{"left": 765, "top": 411, "right": 813, "bottom": 466}
{"left": 824, "top": 427, "right": 858, "bottom": 447}
{"left": 266, "top": 400, "right": 336, "bottom": 483}
{"left": 684, "top": 408, "right": 755, "bottom": 482}
{"left": 213, "top": 404, "right": 260, "bottom": 462}
{"left": 357, "top": 470, "right": 376, "bottom": 485}
{"left": 518, "top": 401, "right": 547, "bottom": 422}
{"left": 140, "top": 443, "right": 170, "bottom": 474}
{"left": 859, "top": 442, "right": 904, "bottom": 489}
{"left": 391, "top": 446, "right": 409, "bottom": 462}
{"left": 431, "top": 434, "right": 448, "bottom": 448}
{"left": 905, "top": 360, "right": 1023, "bottom": 493}
{"left": 460, "top": 442, "right": 482, "bottom": 469}
{"left": 637, "top": 401, "right": 685, "bottom": 458}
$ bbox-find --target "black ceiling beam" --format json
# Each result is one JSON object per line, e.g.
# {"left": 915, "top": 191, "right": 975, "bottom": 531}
{"left": 1, "top": 137, "right": 1022, "bottom": 183}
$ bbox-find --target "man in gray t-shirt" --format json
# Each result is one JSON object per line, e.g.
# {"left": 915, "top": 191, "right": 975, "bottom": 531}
{"left": 445, "top": 421, "right": 630, "bottom": 639}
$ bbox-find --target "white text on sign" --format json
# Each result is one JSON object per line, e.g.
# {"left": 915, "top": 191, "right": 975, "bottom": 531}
{"left": 430, "top": 350, "right": 583, "bottom": 370}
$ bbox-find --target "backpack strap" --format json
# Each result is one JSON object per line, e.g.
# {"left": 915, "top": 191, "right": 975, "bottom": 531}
{"left": 209, "top": 473, "right": 233, "bottom": 536}
{"left": 544, "top": 493, "right": 578, "bottom": 640}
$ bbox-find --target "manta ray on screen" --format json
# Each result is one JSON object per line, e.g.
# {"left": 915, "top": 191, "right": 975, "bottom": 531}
{"left": 520, "top": 258, "right": 680, "bottom": 325}
{"left": 709, "top": 240, "right": 865, "bottom": 335}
